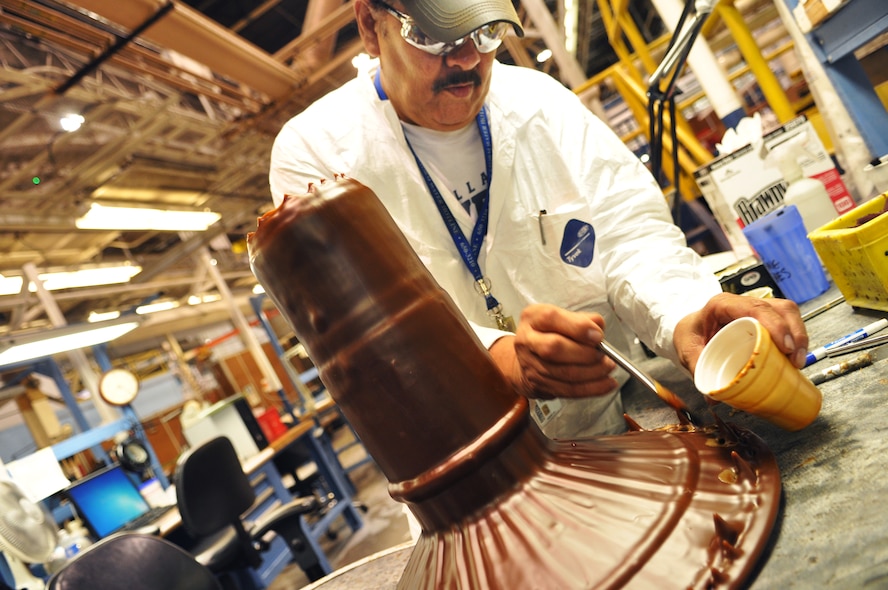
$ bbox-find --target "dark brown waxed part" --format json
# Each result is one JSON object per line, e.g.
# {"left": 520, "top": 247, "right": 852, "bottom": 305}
{"left": 248, "top": 176, "right": 782, "bottom": 589}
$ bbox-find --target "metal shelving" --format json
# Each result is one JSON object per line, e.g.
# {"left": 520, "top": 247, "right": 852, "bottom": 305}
{"left": 785, "top": 0, "right": 888, "bottom": 157}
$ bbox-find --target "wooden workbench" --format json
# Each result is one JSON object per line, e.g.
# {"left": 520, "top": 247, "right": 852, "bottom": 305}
{"left": 242, "top": 418, "right": 314, "bottom": 472}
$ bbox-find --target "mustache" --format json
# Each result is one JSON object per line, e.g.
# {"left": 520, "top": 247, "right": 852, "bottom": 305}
{"left": 433, "top": 70, "right": 482, "bottom": 93}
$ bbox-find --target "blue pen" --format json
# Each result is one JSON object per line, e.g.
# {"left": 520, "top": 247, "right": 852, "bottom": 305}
{"left": 804, "top": 318, "right": 888, "bottom": 367}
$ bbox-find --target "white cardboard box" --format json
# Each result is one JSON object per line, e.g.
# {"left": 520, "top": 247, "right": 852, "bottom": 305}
{"left": 694, "top": 116, "right": 856, "bottom": 257}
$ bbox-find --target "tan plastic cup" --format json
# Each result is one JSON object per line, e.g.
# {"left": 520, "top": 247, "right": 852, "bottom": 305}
{"left": 694, "top": 317, "right": 822, "bottom": 431}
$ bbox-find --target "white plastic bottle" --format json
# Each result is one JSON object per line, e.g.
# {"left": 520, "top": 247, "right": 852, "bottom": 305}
{"left": 767, "top": 134, "right": 836, "bottom": 234}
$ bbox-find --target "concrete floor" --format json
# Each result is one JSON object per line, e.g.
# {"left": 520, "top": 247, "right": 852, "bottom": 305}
{"left": 267, "top": 429, "right": 414, "bottom": 590}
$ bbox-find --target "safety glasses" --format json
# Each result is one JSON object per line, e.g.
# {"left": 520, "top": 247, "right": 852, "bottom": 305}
{"left": 375, "top": 1, "right": 509, "bottom": 56}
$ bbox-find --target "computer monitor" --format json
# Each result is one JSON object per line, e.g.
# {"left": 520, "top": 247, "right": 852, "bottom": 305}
{"left": 64, "top": 464, "right": 153, "bottom": 539}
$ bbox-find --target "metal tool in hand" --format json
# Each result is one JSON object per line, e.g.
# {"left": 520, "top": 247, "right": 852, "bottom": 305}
{"left": 598, "top": 339, "right": 700, "bottom": 426}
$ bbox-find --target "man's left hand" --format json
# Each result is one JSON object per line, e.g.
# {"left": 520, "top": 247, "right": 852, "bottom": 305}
{"left": 674, "top": 292, "right": 809, "bottom": 373}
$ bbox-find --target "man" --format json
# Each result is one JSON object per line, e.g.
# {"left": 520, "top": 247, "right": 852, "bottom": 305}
{"left": 269, "top": 0, "right": 808, "bottom": 438}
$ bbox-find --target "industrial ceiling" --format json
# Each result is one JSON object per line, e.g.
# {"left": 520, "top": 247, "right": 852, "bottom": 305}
{"left": 0, "top": 0, "right": 627, "bottom": 367}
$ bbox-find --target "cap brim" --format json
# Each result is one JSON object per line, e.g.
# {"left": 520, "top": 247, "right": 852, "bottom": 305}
{"left": 401, "top": 0, "right": 525, "bottom": 44}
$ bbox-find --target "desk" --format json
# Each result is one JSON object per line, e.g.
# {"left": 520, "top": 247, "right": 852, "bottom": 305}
{"left": 244, "top": 418, "right": 315, "bottom": 471}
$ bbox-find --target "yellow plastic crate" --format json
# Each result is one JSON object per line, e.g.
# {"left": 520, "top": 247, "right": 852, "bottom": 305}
{"left": 809, "top": 193, "right": 888, "bottom": 312}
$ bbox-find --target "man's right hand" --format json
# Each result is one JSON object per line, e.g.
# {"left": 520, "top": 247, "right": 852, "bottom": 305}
{"left": 488, "top": 303, "right": 618, "bottom": 399}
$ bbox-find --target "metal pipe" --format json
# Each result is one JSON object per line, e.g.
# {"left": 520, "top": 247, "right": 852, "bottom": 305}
{"left": 716, "top": 0, "right": 796, "bottom": 123}
{"left": 195, "top": 245, "right": 283, "bottom": 393}
{"left": 612, "top": 65, "right": 712, "bottom": 174}
{"left": 616, "top": 11, "right": 659, "bottom": 75}
{"left": 521, "top": 0, "right": 588, "bottom": 88}
{"left": 22, "top": 262, "right": 119, "bottom": 424}
{"left": 649, "top": 0, "right": 746, "bottom": 126}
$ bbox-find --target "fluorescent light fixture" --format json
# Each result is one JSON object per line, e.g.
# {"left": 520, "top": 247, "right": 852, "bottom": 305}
{"left": 136, "top": 300, "right": 180, "bottom": 315}
{"left": 252, "top": 284, "right": 265, "bottom": 294}
{"left": 564, "top": 0, "right": 578, "bottom": 55}
{"left": 0, "top": 318, "right": 140, "bottom": 367}
{"left": 187, "top": 293, "right": 221, "bottom": 305}
{"left": 88, "top": 310, "right": 121, "bottom": 322}
{"left": 76, "top": 203, "right": 221, "bottom": 231}
{"left": 0, "top": 275, "right": 24, "bottom": 296}
{"left": 0, "top": 264, "right": 141, "bottom": 296}
{"left": 91, "top": 188, "right": 208, "bottom": 201}
{"left": 37, "top": 264, "right": 142, "bottom": 290}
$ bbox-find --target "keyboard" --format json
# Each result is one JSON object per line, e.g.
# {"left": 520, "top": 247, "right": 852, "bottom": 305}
{"left": 120, "top": 505, "right": 176, "bottom": 532}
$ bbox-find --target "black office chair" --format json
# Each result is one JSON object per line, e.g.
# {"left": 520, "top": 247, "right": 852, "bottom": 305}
{"left": 173, "top": 436, "right": 324, "bottom": 589}
{"left": 47, "top": 533, "right": 221, "bottom": 590}
{"left": 272, "top": 424, "right": 369, "bottom": 542}
{"left": 272, "top": 435, "right": 340, "bottom": 503}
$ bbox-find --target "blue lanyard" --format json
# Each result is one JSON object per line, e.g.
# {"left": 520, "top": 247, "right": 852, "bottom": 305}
{"left": 375, "top": 70, "right": 511, "bottom": 328}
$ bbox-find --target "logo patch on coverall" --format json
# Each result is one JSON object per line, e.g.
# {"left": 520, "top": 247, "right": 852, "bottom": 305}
{"left": 559, "top": 219, "right": 595, "bottom": 267}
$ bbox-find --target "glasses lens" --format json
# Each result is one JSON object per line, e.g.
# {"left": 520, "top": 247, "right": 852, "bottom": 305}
{"left": 472, "top": 22, "right": 509, "bottom": 53}
{"left": 400, "top": 20, "right": 451, "bottom": 54}
{"left": 390, "top": 6, "right": 509, "bottom": 57}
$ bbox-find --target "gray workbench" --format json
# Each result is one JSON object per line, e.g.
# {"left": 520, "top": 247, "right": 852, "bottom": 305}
{"left": 308, "top": 285, "right": 888, "bottom": 589}
{"left": 622, "top": 285, "right": 888, "bottom": 589}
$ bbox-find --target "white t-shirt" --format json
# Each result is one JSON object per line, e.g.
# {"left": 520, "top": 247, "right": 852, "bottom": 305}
{"left": 401, "top": 120, "right": 486, "bottom": 224}
{"left": 401, "top": 120, "right": 620, "bottom": 436}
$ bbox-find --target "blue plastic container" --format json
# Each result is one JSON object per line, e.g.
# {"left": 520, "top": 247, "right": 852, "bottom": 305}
{"left": 741, "top": 205, "right": 830, "bottom": 304}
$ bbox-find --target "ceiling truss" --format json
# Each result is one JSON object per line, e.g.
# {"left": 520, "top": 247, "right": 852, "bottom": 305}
{"left": 0, "top": 0, "right": 592, "bottom": 364}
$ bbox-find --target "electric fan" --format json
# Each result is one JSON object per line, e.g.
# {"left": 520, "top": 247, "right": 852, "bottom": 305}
{"left": 0, "top": 480, "right": 58, "bottom": 589}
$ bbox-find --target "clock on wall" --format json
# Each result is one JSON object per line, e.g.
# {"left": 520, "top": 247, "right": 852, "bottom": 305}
{"left": 98, "top": 368, "right": 140, "bottom": 406}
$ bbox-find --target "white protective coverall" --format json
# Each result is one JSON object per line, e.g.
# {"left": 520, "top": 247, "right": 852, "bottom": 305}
{"left": 269, "top": 60, "right": 722, "bottom": 439}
